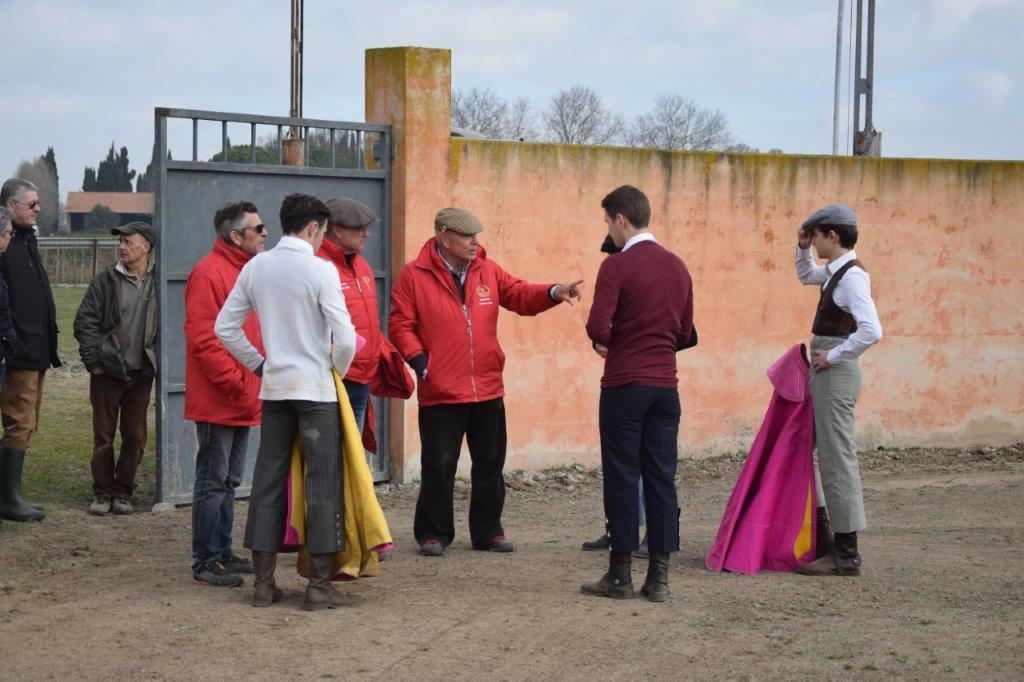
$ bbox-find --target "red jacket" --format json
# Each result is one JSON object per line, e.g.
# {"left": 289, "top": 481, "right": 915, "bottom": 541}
{"left": 389, "top": 239, "right": 558, "bottom": 406}
{"left": 317, "top": 239, "right": 382, "bottom": 384}
{"left": 184, "top": 240, "right": 264, "bottom": 426}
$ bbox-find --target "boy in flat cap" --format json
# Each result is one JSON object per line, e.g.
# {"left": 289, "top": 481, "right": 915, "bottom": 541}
{"left": 389, "top": 207, "right": 583, "bottom": 556}
{"left": 74, "top": 222, "right": 157, "bottom": 516}
{"left": 316, "top": 197, "right": 384, "bottom": 432}
{"left": 794, "top": 203, "right": 882, "bottom": 576}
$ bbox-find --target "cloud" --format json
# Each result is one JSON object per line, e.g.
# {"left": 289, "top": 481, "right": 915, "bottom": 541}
{"left": 973, "top": 70, "right": 1015, "bottom": 112}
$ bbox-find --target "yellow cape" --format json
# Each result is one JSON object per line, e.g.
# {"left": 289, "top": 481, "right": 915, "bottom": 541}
{"left": 285, "top": 371, "right": 393, "bottom": 580}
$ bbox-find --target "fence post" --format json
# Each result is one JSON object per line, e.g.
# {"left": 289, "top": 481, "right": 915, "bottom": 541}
{"left": 91, "top": 239, "right": 99, "bottom": 278}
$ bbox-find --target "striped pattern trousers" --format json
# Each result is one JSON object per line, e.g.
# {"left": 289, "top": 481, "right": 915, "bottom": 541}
{"left": 243, "top": 399, "right": 345, "bottom": 554}
{"left": 810, "top": 335, "right": 868, "bottom": 534}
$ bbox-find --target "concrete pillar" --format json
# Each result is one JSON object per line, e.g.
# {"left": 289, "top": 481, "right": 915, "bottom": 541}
{"left": 365, "top": 46, "right": 452, "bottom": 482}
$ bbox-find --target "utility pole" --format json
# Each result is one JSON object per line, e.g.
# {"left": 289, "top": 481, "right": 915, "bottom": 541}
{"left": 284, "top": 0, "right": 305, "bottom": 165}
{"left": 832, "top": 0, "right": 845, "bottom": 155}
{"left": 853, "top": 0, "right": 881, "bottom": 156}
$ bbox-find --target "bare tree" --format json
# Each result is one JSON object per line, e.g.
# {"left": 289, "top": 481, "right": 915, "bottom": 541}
{"left": 451, "top": 88, "right": 537, "bottom": 140}
{"left": 542, "top": 85, "right": 624, "bottom": 145}
{"left": 14, "top": 157, "right": 59, "bottom": 235}
{"left": 626, "top": 95, "right": 732, "bottom": 151}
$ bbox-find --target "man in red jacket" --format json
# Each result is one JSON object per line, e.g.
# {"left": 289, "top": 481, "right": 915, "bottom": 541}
{"left": 317, "top": 197, "right": 382, "bottom": 430}
{"left": 390, "top": 207, "right": 583, "bottom": 557}
{"left": 184, "top": 201, "right": 266, "bottom": 587}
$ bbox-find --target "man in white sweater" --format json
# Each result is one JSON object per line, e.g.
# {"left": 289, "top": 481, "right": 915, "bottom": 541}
{"left": 215, "top": 193, "right": 361, "bottom": 610}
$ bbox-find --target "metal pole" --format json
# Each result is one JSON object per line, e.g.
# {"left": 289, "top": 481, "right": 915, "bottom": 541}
{"left": 853, "top": 0, "right": 863, "bottom": 145}
{"left": 864, "top": 0, "right": 875, "bottom": 132}
{"left": 832, "top": 0, "right": 845, "bottom": 155}
{"left": 290, "top": 0, "right": 303, "bottom": 120}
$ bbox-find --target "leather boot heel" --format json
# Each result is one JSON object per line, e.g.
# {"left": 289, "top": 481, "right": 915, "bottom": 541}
{"left": 251, "top": 551, "right": 283, "bottom": 607}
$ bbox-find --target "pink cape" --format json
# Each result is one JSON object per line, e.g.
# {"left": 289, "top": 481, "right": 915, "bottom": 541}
{"left": 705, "top": 344, "right": 817, "bottom": 574}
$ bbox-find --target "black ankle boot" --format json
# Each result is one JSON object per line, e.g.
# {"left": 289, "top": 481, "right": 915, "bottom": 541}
{"left": 833, "top": 532, "right": 862, "bottom": 573}
{"left": 581, "top": 550, "right": 634, "bottom": 599}
{"left": 0, "top": 447, "right": 45, "bottom": 522}
{"left": 814, "top": 506, "right": 833, "bottom": 560}
{"left": 640, "top": 553, "right": 670, "bottom": 603}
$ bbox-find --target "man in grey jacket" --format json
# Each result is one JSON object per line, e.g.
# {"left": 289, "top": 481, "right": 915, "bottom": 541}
{"left": 74, "top": 222, "right": 157, "bottom": 517}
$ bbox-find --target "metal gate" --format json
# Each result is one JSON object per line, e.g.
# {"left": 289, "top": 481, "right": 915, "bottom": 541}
{"left": 153, "top": 108, "right": 392, "bottom": 504}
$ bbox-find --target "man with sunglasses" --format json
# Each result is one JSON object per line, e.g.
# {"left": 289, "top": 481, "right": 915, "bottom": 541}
{"left": 0, "top": 179, "right": 57, "bottom": 523}
{"left": 184, "top": 201, "right": 266, "bottom": 586}
{"left": 74, "top": 222, "right": 157, "bottom": 517}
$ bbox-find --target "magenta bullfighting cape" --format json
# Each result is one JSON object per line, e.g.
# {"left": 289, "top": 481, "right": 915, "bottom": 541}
{"left": 706, "top": 343, "right": 817, "bottom": 574}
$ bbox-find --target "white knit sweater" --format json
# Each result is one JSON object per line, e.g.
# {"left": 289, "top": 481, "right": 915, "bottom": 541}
{"left": 215, "top": 235, "right": 356, "bottom": 402}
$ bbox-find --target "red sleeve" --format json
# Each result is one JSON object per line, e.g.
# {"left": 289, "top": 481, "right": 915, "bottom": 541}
{"left": 492, "top": 262, "right": 559, "bottom": 316}
{"left": 184, "top": 268, "right": 248, "bottom": 404}
{"left": 677, "top": 271, "right": 694, "bottom": 349}
{"left": 585, "top": 258, "right": 620, "bottom": 346}
{"left": 387, "top": 266, "right": 424, "bottom": 360}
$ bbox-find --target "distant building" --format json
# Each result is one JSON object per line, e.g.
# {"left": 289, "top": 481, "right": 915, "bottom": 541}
{"left": 66, "top": 192, "right": 154, "bottom": 232}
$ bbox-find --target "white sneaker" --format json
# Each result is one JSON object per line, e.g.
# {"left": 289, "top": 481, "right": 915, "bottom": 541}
{"left": 89, "top": 496, "right": 111, "bottom": 516}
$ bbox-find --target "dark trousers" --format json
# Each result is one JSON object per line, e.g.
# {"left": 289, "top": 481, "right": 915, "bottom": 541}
{"left": 599, "top": 385, "right": 681, "bottom": 554}
{"left": 191, "top": 423, "right": 249, "bottom": 565}
{"left": 414, "top": 398, "right": 507, "bottom": 548}
{"left": 343, "top": 379, "right": 370, "bottom": 432}
{"left": 244, "top": 400, "right": 344, "bottom": 555}
{"left": 89, "top": 371, "right": 153, "bottom": 498}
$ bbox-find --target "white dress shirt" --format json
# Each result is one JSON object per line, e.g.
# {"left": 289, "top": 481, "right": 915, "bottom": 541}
{"left": 795, "top": 247, "right": 883, "bottom": 364}
{"left": 215, "top": 235, "right": 357, "bottom": 402}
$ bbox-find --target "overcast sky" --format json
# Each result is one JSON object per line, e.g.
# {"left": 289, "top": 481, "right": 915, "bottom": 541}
{"left": 3, "top": 0, "right": 1021, "bottom": 197}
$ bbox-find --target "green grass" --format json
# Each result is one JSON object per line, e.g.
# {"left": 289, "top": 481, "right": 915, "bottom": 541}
{"left": 19, "top": 285, "right": 157, "bottom": 505}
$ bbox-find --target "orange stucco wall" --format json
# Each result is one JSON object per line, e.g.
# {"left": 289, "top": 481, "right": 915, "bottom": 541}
{"left": 367, "top": 47, "right": 1024, "bottom": 481}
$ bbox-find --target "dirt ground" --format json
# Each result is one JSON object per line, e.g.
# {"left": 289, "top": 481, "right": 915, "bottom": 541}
{"left": 1, "top": 444, "right": 1022, "bottom": 680}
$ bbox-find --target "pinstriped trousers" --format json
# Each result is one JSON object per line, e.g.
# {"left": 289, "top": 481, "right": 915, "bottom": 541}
{"left": 243, "top": 400, "right": 345, "bottom": 555}
{"left": 810, "top": 335, "right": 867, "bottom": 534}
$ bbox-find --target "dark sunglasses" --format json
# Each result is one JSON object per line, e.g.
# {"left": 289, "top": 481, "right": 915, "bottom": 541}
{"left": 23, "top": 200, "right": 40, "bottom": 209}
{"left": 240, "top": 224, "right": 267, "bottom": 235}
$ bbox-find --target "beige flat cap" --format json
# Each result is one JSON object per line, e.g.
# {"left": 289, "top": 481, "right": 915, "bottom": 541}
{"left": 434, "top": 207, "right": 483, "bottom": 235}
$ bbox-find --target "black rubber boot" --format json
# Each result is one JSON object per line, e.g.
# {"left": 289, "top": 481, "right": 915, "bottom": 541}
{"left": 580, "top": 550, "right": 634, "bottom": 599}
{"left": 640, "top": 553, "right": 670, "bottom": 603}
{"left": 814, "top": 506, "right": 833, "bottom": 560}
{"left": 0, "top": 447, "right": 45, "bottom": 522}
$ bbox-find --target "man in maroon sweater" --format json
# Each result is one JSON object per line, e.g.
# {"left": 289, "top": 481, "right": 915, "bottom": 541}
{"left": 582, "top": 185, "right": 693, "bottom": 603}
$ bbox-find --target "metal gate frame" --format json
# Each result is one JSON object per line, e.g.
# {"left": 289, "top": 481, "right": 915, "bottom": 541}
{"left": 153, "top": 107, "right": 392, "bottom": 504}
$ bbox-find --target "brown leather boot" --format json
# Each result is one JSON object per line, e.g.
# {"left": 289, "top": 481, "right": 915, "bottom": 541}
{"left": 303, "top": 554, "right": 366, "bottom": 611}
{"left": 251, "top": 551, "right": 284, "bottom": 607}
{"left": 797, "top": 531, "right": 861, "bottom": 577}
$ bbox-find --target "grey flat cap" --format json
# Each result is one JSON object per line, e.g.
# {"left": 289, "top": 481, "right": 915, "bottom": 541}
{"left": 801, "top": 203, "right": 858, "bottom": 229}
{"left": 434, "top": 207, "right": 483, "bottom": 235}
{"left": 325, "top": 197, "right": 376, "bottom": 229}
{"left": 111, "top": 221, "right": 155, "bottom": 245}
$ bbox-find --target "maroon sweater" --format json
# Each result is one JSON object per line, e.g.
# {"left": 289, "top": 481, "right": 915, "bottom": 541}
{"left": 585, "top": 240, "right": 693, "bottom": 389}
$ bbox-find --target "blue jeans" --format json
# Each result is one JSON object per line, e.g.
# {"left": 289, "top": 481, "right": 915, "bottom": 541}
{"left": 343, "top": 380, "right": 370, "bottom": 432}
{"left": 0, "top": 361, "right": 6, "bottom": 390}
{"left": 191, "top": 423, "right": 249, "bottom": 565}
{"left": 638, "top": 477, "right": 646, "bottom": 528}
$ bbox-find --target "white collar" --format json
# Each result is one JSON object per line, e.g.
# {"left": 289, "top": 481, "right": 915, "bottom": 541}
{"left": 826, "top": 249, "right": 857, "bottom": 275}
{"left": 277, "top": 235, "right": 314, "bottom": 254}
{"left": 622, "top": 232, "right": 656, "bottom": 252}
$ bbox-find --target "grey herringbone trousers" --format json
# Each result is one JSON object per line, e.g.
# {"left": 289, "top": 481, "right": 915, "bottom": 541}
{"left": 810, "top": 335, "right": 867, "bottom": 534}
{"left": 243, "top": 400, "right": 345, "bottom": 554}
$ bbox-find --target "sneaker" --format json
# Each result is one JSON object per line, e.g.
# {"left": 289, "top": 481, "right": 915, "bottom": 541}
{"left": 222, "top": 554, "right": 254, "bottom": 574}
{"left": 88, "top": 496, "right": 111, "bottom": 517}
{"left": 110, "top": 498, "right": 133, "bottom": 515}
{"left": 193, "top": 560, "right": 244, "bottom": 587}
{"left": 419, "top": 540, "right": 444, "bottom": 557}
{"left": 488, "top": 535, "right": 515, "bottom": 553}
{"left": 581, "top": 533, "right": 610, "bottom": 551}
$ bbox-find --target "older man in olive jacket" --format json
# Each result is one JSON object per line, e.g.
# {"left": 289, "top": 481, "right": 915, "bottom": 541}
{"left": 74, "top": 222, "right": 157, "bottom": 516}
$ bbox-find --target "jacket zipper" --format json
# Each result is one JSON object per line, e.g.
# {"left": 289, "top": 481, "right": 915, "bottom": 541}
{"left": 424, "top": 264, "right": 479, "bottom": 400}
